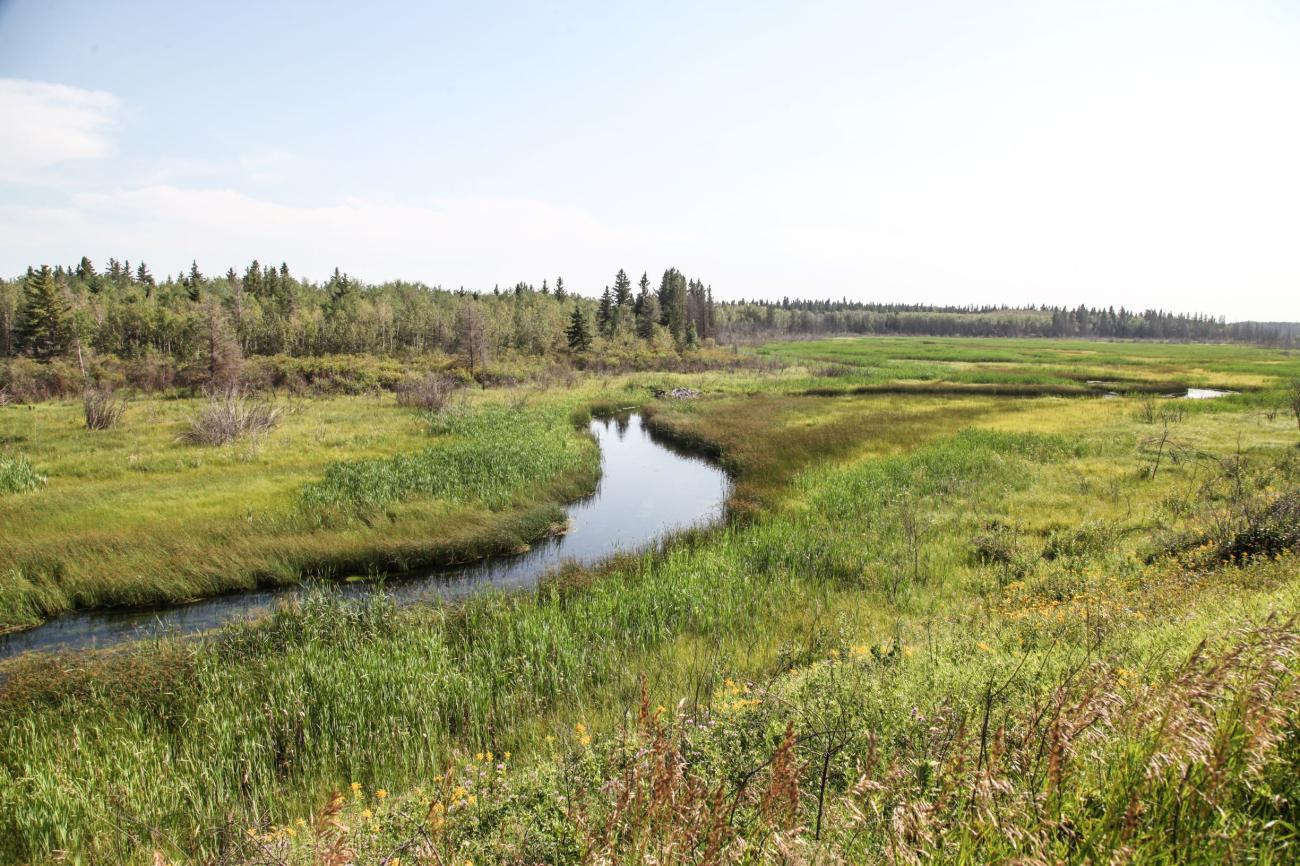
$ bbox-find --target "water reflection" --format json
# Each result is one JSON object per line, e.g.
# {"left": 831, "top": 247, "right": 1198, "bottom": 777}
{"left": 0, "top": 413, "right": 729, "bottom": 660}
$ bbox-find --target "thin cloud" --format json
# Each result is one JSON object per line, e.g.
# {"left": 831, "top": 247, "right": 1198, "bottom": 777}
{"left": 0, "top": 79, "right": 119, "bottom": 182}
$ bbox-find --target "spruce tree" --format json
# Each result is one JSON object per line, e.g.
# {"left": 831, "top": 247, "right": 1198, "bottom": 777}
{"left": 17, "top": 266, "right": 72, "bottom": 360}
{"left": 554, "top": 276, "right": 567, "bottom": 301}
{"left": 186, "top": 260, "right": 203, "bottom": 302}
{"left": 636, "top": 294, "right": 660, "bottom": 340}
{"left": 243, "top": 260, "right": 264, "bottom": 299}
{"left": 596, "top": 286, "right": 614, "bottom": 335}
{"left": 658, "top": 268, "right": 688, "bottom": 343}
{"left": 685, "top": 320, "right": 699, "bottom": 350}
{"left": 135, "top": 261, "right": 154, "bottom": 286}
{"left": 613, "top": 269, "right": 632, "bottom": 307}
{"left": 566, "top": 303, "right": 592, "bottom": 351}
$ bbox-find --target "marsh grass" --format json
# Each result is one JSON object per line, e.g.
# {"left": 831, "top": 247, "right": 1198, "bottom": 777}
{"left": 299, "top": 403, "right": 596, "bottom": 523}
{"left": 0, "top": 454, "right": 43, "bottom": 496}
{"left": 4, "top": 338, "right": 1300, "bottom": 863}
{"left": 0, "top": 394, "right": 600, "bottom": 628}
{"left": 5, "top": 380, "right": 1299, "bottom": 863}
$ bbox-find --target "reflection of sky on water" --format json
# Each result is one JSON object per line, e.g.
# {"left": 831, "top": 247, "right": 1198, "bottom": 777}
{"left": 0, "top": 414, "right": 730, "bottom": 660}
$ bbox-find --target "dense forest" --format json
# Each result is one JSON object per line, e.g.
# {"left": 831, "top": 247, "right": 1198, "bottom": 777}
{"left": 1, "top": 257, "right": 1295, "bottom": 398}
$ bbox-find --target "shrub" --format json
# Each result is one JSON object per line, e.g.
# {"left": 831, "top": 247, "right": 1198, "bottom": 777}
{"left": 181, "top": 389, "right": 282, "bottom": 446}
{"left": 1219, "top": 489, "right": 1300, "bottom": 561}
{"left": 394, "top": 372, "right": 460, "bottom": 411}
{"left": 0, "top": 454, "right": 44, "bottom": 495}
{"left": 82, "top": 389, "right": 127, "bottom": 430}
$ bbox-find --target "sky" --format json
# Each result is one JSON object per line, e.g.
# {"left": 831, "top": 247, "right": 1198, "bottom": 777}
{"left": 1, "top": 0, "right": 1298, "bottom": 320}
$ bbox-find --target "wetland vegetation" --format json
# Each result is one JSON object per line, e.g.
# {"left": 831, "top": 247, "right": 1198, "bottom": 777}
{"left": 2, "top": 330, "right": 1300, "bottom": 864}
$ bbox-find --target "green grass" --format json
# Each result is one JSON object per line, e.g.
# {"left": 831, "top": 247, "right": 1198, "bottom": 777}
{"left": 759, "top": 334, "right": 1300, "bottom": 394}
{"left": 0, "top": 454, "right": 44, "bottom": 496}
{"left": 0, "top": 393, "right": 599, "bottom": 629}
{"left": 2, "top": 337, "right": 1300, "bottom": 864}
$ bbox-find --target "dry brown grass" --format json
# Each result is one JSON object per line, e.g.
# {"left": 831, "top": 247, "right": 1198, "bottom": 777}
{"left": 82, "top": 388, "right": 127, "bottom": 430}
{"left": 181, "top": 388, "right": 282, "bottom": 446}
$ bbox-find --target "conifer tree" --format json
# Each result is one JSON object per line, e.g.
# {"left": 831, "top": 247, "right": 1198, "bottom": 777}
{"left": 596, "top": 286, "right": 614, "bottom": 335}
{"left": 636, "top": 293, "right": 660, "bottom": 340}
{"left": 613, "top": 269, "right": 632, "bottom": 307}
{"left": 685, "top": 319, "right": 699, "bottom": 350}
{"left": 554, "top": 277, "right": 567, "bottom": 301}
{"left": 658, "top": 268, "right": 688, "bottom": 343}
{"left": 186, "top": 260, "right": 203, "bottom": 302}
{"left": 135, "top": 261, "right": 154, "bottom": 286}
{"left": 566, "top": 303, "right": 593, "bottom": 351}
{"left": 17, "top": 266, "right": 72, "bottom": 360}
{"left": 243, "top": 260, "right": 264, "bottom": 299}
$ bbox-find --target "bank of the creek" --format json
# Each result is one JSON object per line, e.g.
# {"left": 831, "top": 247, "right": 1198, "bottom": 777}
{"left": 0, "top": 412, "right": 730, "bottom": 660}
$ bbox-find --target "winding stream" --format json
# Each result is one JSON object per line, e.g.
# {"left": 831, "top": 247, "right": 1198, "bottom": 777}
{"left": 0, "top": 412, "right": 730, "bottom": 661}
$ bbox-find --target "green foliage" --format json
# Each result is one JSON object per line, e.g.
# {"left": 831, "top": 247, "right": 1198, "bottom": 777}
{"left": 299, "top": 404, "right": 597, "bottom": 522}
{"left": 3, "top": 338, "right": 1300, "bottom": 863}
{"left": 0, "top": 454, "right": 43, "bottom": 496}
{"left": 565, "top": 303, "right": 592, "bottom": 352}
{"left": 15, "top": 267, "right": 72, "bottom": 361}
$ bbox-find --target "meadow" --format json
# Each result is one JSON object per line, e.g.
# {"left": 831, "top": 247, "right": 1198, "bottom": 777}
{"left": 1, "top": 336, "right": 1299, "bottom": 864}
{"left": 0, "top": 392, "right": 600, "bottom": 629}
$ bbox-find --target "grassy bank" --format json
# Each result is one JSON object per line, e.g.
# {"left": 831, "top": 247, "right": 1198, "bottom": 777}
{"left": 1, "top": 337, "right": 1299, "bottom": 863}
{"left": 0, "top": 392, "right": 600, "bottom": 629}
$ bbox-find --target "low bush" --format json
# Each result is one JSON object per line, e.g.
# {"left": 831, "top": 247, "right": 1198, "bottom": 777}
{"left": 1219, "top": 489, "right": 1300, "bottom": 562}
{"left": 181, "top": 389, "right": 282, "bottom": 446}
{"left": 82, "top": 388, "right": 127, "bottom": 430}
{"left": 394, "top": 372, "right": 460, "bottom": 411}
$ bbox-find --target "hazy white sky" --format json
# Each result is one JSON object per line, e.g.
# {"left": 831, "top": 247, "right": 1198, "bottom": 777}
{"left": 1, "top": 0, "right": 1298, "bottom": 319}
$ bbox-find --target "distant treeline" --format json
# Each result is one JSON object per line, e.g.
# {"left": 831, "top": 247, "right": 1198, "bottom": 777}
{"left": 718, "top": 298, "right": 1297, "bottom": 346}
{"left": 1, "top": 258, "right": 1294, "bottom": 381}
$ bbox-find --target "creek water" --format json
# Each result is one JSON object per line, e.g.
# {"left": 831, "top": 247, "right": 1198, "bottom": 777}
{"left": 0, "top": 413, "right": 730, "bottom": 661}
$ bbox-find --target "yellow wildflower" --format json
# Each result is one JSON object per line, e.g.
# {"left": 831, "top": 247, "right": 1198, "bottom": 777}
{"left": 977, "top": 641, "right": 992, "bottom": 653}
{"left": 467, "top": 794, "right": 478, "bottom": 806}
{"left": 375, "top": 789, "right": 388, "bottom": 800}
{"left": 475, "top": 752, "right": 485, "bottom": 762}
{"left": 503, "top": 751, "right": 511, "bottom": 761}
{"left": 361, "top": 808, "right": 373, "bottom": 821}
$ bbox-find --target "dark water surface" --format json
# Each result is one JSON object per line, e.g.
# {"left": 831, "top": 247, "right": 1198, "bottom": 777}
{"left": 0, "top": 413, "right": 729, "bottom": 660}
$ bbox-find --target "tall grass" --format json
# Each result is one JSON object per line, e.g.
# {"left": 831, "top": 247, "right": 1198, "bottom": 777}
{"left": 0, "top": 397, "right": 601, "bottom": 628}
{"left": 5, "top": 402, "right": 1295, "bottom": 863}
{"left": 0, "top": 455, "right": 43, "bottom": 496}
{"left": 299, "top": 404, "right": 597, "bottom": 523}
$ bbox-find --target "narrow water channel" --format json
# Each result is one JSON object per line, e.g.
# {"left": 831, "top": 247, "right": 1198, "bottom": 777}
{"left": 0, "top": 413, "right": 730, "bottom": 660}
